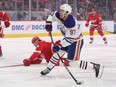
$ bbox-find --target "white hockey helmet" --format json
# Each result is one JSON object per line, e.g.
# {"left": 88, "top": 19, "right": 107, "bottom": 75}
{"left": 60, "top": 4, "right": 72, "bottom": 15}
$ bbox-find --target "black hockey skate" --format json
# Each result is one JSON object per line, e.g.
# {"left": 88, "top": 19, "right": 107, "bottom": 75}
{"left": 104, "top": 40, "right": 108, "bottom": 44}
{"left": 89, "top": 40, "right": 93, "bottom": 44}
{"left": 40, "top": 67, "right": 51, "bottom": 76}
{"left": 93, "top": 63, "right": 100, "bottom": 77}
{"left": 92, "top": 62, "right": 105, "bottom": 78}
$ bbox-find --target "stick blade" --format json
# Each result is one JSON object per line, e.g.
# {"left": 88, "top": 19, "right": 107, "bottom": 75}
{"left": 76, "top": 80, "right": 84, "bottom": 85}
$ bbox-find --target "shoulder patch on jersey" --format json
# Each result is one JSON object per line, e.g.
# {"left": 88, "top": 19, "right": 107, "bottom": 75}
{"left": 55, "top": 11, "right": 60, "bottom": 19}
{"left": 55, "top": 11, "right": 62, "bottom": 21}
{"left": 55, "top": 11, "right": 64, "bottom": 22}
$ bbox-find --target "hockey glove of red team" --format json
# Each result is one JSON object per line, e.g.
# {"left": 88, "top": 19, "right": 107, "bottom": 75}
{"left": 45, "top": 21, "right": 52, "bottom": 31}
{"left": 85, "top": 22, "right": 89, "bottom": 27}
{"left": 23, "top": 59, "right": 31, "bottom": 66}
{"left": 3, "top": 12, "right": 10, "bottom": 28}
{"left": 54, "top": 40, "right": 61, "bottom": 45}
{"left": 4, "top": 20, "right": 10, "bottom": 28}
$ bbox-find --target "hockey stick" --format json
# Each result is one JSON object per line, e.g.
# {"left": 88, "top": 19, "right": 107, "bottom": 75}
{"left": 0, "top": 64, "right": 24, "bottom": 68}
{"left": 49, "top": 31, "right": 83, "bottom": 85}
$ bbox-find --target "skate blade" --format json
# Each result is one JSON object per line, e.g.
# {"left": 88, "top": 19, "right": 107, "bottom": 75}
{"left": 98, "top": 65, "right": 105, "bottom": 79}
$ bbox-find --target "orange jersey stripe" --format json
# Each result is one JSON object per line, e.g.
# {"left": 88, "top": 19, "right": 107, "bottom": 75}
{"left": 74, "top": 40, "right": 81, "bottom": 60}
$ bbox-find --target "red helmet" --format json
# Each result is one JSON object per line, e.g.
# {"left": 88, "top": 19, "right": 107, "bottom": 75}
{"left": 31, "top": 36, "right": 41, "bottom": 46}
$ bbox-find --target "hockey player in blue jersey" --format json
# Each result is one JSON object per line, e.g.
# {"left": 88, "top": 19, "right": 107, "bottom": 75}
{"left": 40, "top": 4, "right": 104, "bottom": 78}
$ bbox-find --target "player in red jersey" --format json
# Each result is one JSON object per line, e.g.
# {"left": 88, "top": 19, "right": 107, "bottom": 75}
{"left": 0, "top": 11, "right": 10, "bottom": 57}
{"left": 85, "top": 8, "right": 107, "bottom": 44}
{"left": 23, "top": 36, "right": 69, "bottom": 66}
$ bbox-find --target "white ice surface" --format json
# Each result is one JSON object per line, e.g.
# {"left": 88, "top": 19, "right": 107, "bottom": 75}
{"left": 0, "top": 34, "right": 116, "bottom": 87}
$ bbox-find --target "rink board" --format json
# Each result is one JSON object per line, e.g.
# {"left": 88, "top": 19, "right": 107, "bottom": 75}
{"left": 1, "top": 21, "right": 114, "bottom": 38}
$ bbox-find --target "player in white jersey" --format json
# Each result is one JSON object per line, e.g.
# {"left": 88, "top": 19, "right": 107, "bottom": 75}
{"left": 40, "top": 4, "right": 104, "bottom": 78}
